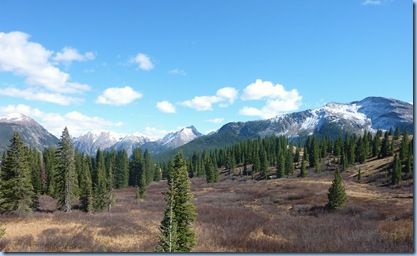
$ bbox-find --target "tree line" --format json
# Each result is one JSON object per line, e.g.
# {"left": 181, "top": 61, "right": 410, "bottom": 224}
{"left": 159, "top": 127, "right": 413, "bottom": 186}
{"left": 0, "top": 127, "right": 161, "bottom": 214}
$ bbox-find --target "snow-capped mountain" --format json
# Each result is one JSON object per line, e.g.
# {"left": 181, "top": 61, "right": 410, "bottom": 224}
{"left": 73, "top": 125, "right": 203, "bottom": 156}
{"left": 159, "top": 126, "right": 202, "bottom": 149}
{"left": 0, "top": 113, "right": 59, "bottom": 153}
{"left": 109, "top": 134, "right": 151, "bottom": 156}
{"left": 73, "top": 130, "right": 125, "bottom": 155}
{"left": 220, "top": 96, "right": 413, "bottom": 140}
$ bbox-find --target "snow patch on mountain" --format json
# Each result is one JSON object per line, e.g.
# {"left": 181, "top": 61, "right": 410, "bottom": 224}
{"left": 0, "top": 113, "right": 33, "bottom": 123}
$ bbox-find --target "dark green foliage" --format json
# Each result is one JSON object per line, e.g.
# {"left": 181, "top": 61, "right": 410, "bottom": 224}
{"left": 260, "top": 149, "right": 269, "bottom": 180}
{"left": 55, "top": 127, "right": 78, "bottom": 212}
{"left": 399, "top": 130, "right": 409, "bottom": 163}
{"left": 0, "top": 132, "right": 36, "bottom": 214}
{"left": 205, "top": 160, "right": 218, "bottom": 183}
{"left": 130, "top": 148, "right": 146, "bottom": 199}
{"left": 114, "top": 150, "right": 129, "bottom": 188}
{"left": 79, "top": 154, "right": 93, "bottom": 212}
{"left": 143, "top": 149, "right": 155, "bottom": 185}
{"left": 157, "top": 152, "right": 196, "bottom": 252}
{"left": 327, "top": 169, "right": 347, "bottom": 210}
{"left": 136, "top": 161, "right": 147, "bottom": 199}
{"left": 93, "top": 149, "right": 108, "bottom": 212}
{"left": 379, "top": 132, "right": 390, "bottom": 158}
{"left": 299, "top": 159, "right": 307, "bottom": 178}
{"left": 43, "top": 147, "right": 57, "bottom": 197}
{"left": 275, "top": 151, "right": 284, "bottom": 178}
{"left": 391, "top": 154, "right": 402, "bottom": 186}
{"left": 156, "top": 174, "right": 178, "bottom": 252}
{"left": 285, "top": 148, "right": 294, "bottom": 176}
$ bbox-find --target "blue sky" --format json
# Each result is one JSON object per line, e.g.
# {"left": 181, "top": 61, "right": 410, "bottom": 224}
{"left": 0, "top": 0, "right": 412, "bottom": 138}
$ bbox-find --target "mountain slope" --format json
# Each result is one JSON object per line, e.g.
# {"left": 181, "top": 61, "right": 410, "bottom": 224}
{"left": 154, "top": 96, "right": 413, "bottom": 162}
{"left": 74, "top": 125, "right": 203, "bottom": 156}
{"left": 0, "top": 113, "right": 59, "bottom": 153}
{"left": 73, "top": 130, "right": 125, "bottom": 156}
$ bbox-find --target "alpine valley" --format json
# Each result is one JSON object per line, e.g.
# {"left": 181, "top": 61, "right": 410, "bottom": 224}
{"left": 0, "top": 96, "right": 413, "bottom": 157}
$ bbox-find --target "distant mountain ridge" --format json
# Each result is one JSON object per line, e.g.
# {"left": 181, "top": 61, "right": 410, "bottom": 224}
{"left": 0, "top": 113, "right": 59, "bottom": 153}
{"left": 0, "top": 97, "right": 413, "bottom": 158}
{"left": 73, "top": 125, "right": 202, "bottom": 156}
{"left": 153, "top": 96, "right": 413, "bottom": 161}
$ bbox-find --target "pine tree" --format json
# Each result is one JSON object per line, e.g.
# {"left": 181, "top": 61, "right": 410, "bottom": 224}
{"left": 285, "top": 148, "right": 294, "bottom": 176}
{"left": 93, "top": 149, "right": 108, "bottom": 211}
{"left": 327, "top": 169, "right": 347, "bottom": 210}
{"left": 156, "top": 167, "right": 178, "bottom": 252}
{"left": 136, "top": 162, "right": 146, "bottom": 199}
{"left": 55, "top": 127, "right": 78, "bottom": 212}
{"left": 79, "top": 154, "right": 93, "bottom": 212}
{"left": 143, "top": 149, "right": 154, "bottom": 185}
{"left": 157, "top": 152, "right": 196, "bottom": 252}
{"left": 276, "top": 151, "right": 285, "bottom": 178}
{"left": 44, "top": 147, "right": 57, "bottom": 198}
{"left": 260, "top": 150, "right": 269, "bottom": 180}
{"left": 0, "top": 132, "right": 36, "bottom": 214}
{"left": 391, "top": 154, "right": 402, "bottom": 186}
{"left": 299, "top": 159, "right": 307, "bottom": 178}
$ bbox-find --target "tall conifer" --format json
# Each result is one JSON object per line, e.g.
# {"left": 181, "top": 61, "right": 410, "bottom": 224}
{"left": 55, "top": 127, "right": 78, "bottom": 212}
{"left": 0, "top": 132, "right": 36, "bottom": 214}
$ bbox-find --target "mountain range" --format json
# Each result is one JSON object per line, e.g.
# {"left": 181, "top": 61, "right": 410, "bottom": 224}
{"left": 73, "top": 126, "right": 202, "bottom": 156}
{"left": 0, "top": 96, "right": 413, "bottom": 157}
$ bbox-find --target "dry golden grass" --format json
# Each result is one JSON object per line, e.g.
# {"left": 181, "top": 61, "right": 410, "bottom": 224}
{"left": 0, "top": 153, "right": 413, "bottom": 253}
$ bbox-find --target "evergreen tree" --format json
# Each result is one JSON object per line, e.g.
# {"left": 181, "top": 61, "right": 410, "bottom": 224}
{"left": 276, "top": 151, "right": 285, "bottom": 178}
{"left": 144, "top": 149, "right": 154, "bottom": 185}
{"left": 399, "top": 129, "right": 409, "bottom": 163}
{"left": 0, "top": 132, "right": 36, "bottom": 214}
{"left": 79, "top": 154, "right": 93, "bottom": 212}
{"left": 93, "top": 149, "right": 108, "bottom": 211}
{"left": 106, "top": 162, "right": 115, "bottom": 211}
{"left": 357, "top": 168, "right": 362, "bottom": 182}
{"left": 136, "top": 161, "right": 147, "bottom": 199}
{"left": 156, "top": 164, "right": 178, "bottom": 252}
{"left": 129, "top": 148, "right": 143, "bottom": 186}
{"left": 205, "top": 160, "right": 218, "bottom": 183}
{"left": 157, "top": 152, "right": 196, "bottom": 252}
{"left": 391, "top": 154, "right": 402, "bottom": 186}
{"left": 327, "top": 169, "right": 347, "bottom": 210}
{"left": 43, "top": 147, "right": 57, "bottom": 197}
{"left": 285, "top": 148, "right": 294, "bottom": 176}
{"left": 55, "top": 127, "right": 78, "bottom": 212}
{"left": 260, "top": 150, "right": 269, "bottom": 180}
{"left": 114, "top": 150, "right": 129, "bottom": 188}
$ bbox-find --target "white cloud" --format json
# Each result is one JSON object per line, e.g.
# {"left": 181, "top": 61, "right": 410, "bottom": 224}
{"left": 96, "top": 86, "right": 142, "bottom": 106}
{"left": 361, "top": 0, "right": 392, "bottom": 5}
{"left": 52, "top": 47, "right": 95, "bottom": 64}
{"left": 180, "top": 87, "right": 238, "bottom": 111}
{"left": 0, "top": 87, "right": 82, "bottom": 105}
{"left": 132, "top": 53, "right": 154, "bottom": 71}
{"left": 239, "top": 79, "right": 302, "bottom": 119}
{"left": 216, "top": 87, "right": 238, "bottom": 104}
{"left": 206, "top": 118, "right": 224, "bottom": 124}
{"left": 168, "top": 68, "right": 186, "bottom": 76}
{"left": 180, "top": 95, "right": 220, "bottom": 111}
{"left": 0, "top": 104, "right": 122, "bottom": 137}
{"left": 156, "top": 100, "right": 176, "bottom": 113}
{"left": 0, "top": 31, "right": 91, "bottom": 96}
